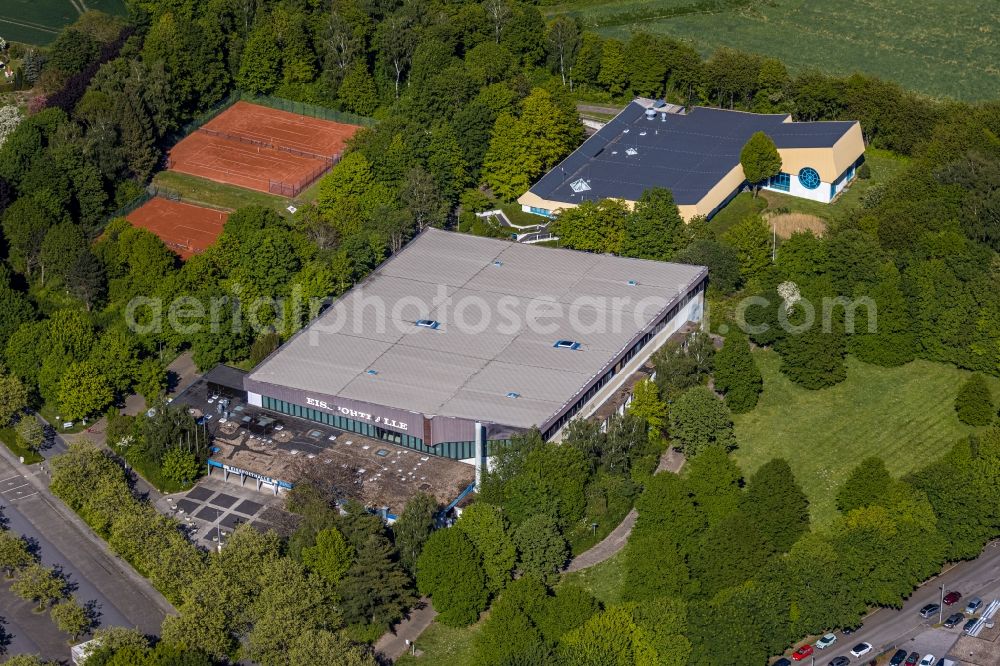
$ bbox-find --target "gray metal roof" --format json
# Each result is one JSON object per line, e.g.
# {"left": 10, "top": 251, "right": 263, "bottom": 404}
{"left": 247, "top": 229, "right": 705, "bottom": 429}
{"left": 529, "top": 102, "right": 858, "bottom": 206}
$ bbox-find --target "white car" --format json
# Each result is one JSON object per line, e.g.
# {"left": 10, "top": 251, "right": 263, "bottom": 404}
{"left": 919, "top": 656, "right": 935, "bottom": 666}
{"left": 815, "top": 633, "right": 837, "bottom": 649}
{"left": 850, "top": 643, "right": 872, "bottom": 658}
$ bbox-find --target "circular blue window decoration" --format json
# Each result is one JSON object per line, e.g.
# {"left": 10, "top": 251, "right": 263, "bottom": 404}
{"left": 798, "top": 167, "right": 821, "bottom": 190}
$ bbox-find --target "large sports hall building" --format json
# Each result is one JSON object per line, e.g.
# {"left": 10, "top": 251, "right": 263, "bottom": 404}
{"left": 245, "top": 229, "right": 706, "bottom": 462}
{"left": 518, "top": 99, "right": 865, "bottom": 221}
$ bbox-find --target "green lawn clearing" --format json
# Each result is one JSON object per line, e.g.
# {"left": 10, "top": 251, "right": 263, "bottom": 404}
{"left": 396, "top": 616, "right": 484, "bottom": 666}
{"left": 0, "top": 426, "right": 43, "bottom": 464}
{"left": 152, "top": 171, "right": 293, "bottom": 217}
{"left": 550, "top": 0, "right": 1000, "bottom": 101}
{"left": 733, "top": 352, "right": 1000, "bottom": 525}
{"left": 709, "top": 191, "right": 767, "bottom": 238}
{"left": 559, "top": 551, "right": 627, "bottom": 607}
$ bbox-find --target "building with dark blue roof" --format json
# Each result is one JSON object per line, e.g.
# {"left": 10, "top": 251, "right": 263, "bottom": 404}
{"left": 518, "top": 99, "right": 866, "bottom": 221}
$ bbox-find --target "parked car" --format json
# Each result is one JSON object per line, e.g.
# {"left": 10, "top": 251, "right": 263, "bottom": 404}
{"left": 830, "top": 658, "right": 850, "bottom": 666}
{"left": 919, "top": 603, "right": 940, "bottom": 618}
{"left": 791, "top": 645, "right": 813, "bottom": 661}
{"left": 773, "top": 659, "right": 792, "bottom": 666}
{"left": 842, "top": 624, "right": 861, "bottom": 635}
{"left": 944, "top": 612, "right": 965, "bottom": 628}
{"left": 889, "top": 649, "right": 909, "bottom": 665}
{"left": 966, "top": 597, "right": 983, "bottom": 614}
{"left": 943, "top": 591, "right": 962, "bottom": 605}
{"left": 850, "top": 643, "right": 873, "bottom": 658}
{"left": 905, "top": 653, "right": 919, "bottom": 666}
{"left": 919, "top": 655, "right": 935, "bottom": 666}
{"left": 815, "top": 633, "right": 837, "bottom": 649}
{"left": 964, "top": 617, "right": 980, "bottom": 634}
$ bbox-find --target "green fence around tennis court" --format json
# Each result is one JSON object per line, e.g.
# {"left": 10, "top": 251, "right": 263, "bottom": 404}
{"left": 242, "top": 94, "right": 376, "bottom": 128}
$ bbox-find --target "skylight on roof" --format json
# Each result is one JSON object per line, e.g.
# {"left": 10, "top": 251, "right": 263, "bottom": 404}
{"left": 415, "top": 319, "right": 440, "bottom": 329}
{"left": 366, "top": 369, "right": 379, "bottom": 376}
{"left": 625, "top": 147, "right": 638, "bottom": 156}
{"left": 570, "top": 178, "right": 591, "bottom": 193}
{"left": 553, "top": 340, "right": 581, "bottom": 350}
{"left": 506, "top": 392, "right": 520, "bottom": 399}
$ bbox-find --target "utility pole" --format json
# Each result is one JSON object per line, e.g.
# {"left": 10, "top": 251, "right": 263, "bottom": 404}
{"left": 939, "top": 584, "right": 945, "bottom": 625}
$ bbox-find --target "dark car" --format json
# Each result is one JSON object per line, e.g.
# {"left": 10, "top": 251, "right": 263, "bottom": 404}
{"left": 919, "top": 603, "right": 940, "bottom": 618}
{"left": 964, "top": 617, "right": 980, "bottom": 634}
{"left": 889, "top": 649, "right": 909, "bottom": 665}
{"left": 772, "top": 660, "right": 792, "bottom": 666}
{"left": 944, "top": 612, "right": 965, "bottom": 628}
{"left": 830, "top": 658, "right": 850, "bottom": 666}
{"left": 905, "top": 652, "right": 920, "bottom": 666}
{"left": 944, "top": 590, "right": 962, "bottom": 605}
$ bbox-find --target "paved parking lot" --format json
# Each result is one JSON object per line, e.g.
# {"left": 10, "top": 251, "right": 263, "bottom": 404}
{"left": 0, "top": 471, "right": 40, "bottom": 504}
{"left": 156, "top": 476, "right": 288, "bottom": 550}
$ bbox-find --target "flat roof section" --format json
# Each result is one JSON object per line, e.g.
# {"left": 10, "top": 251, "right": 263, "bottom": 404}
{"left": 247, "top": 229, "right": 706, "bottom": 430}
{"left": 527, "top": 101, "right": 859, "bottom": 206}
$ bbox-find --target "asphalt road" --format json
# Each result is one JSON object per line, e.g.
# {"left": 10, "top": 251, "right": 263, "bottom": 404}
{"left": 803, "top": 541, "right": 1000, "bottom": 664}
{"left": 0, "top": 448, "right": 173, "bottom": 659}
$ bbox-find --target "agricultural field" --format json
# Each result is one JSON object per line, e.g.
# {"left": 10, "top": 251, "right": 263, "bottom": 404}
{"left": 548, "top": 0, "right": 1000, "bottom": 101}
{"left": 0, "top": 0, "right": 126, "bottom": 45}
{"left": 733, "top": 351, "right": 1000, "bottom": 525}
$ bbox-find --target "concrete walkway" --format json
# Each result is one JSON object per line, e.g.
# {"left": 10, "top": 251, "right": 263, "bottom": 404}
{"left": 564, "top": 448, "right": 687, "bottom": 573}
{"left": 373, "top": 598, "right": 437, "bottom": 662}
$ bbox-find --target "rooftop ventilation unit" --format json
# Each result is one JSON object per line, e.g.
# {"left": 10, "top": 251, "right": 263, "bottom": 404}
{"left": 366, "top": 369, "right": 379, "bottom": 376}
{"left": 553, "top": 340, "right": 581, "bottom": 350}
{"left": 622, "top": 128, "right": 630, "bottom": 134}
{"left": 660, "top": 112, "right": 667, "bottom": 122}
{"left": 570, "top": 178, "right": 592, "bottom": 193}
{"left": 625, "top": 147, "right": 638, "bottom": 157}
{"left": 415, "top": 319, "right": 440, "bottom": 329}
{"left": 627, "top": 279, "right": 638, "bottom": 286}
{"left": 638, "top": 131, "right": 647, "bottom": 136}
{"left": 506, "top": 392, "right": 520, "bottom": 399}
{"left": 644, "top": 108, "right": 656, "bottom": 120}
{"left": 493, "top": 259, "right": 503, "bottom": 267}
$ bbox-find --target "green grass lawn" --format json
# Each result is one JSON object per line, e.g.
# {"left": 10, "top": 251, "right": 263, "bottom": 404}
{"left": 708, "top": 190, "right": 767, "bottom": 238}
{"left": 550, "top": 0, "right": 1000, "bottom": 101}
{"left": 0, "top": 0, "right": 126, "bottom": 45}
{"left": 0, "top": 426, "right": 43, "bottom": 464}
{"left": 733, "top": 352, "right": 1000, "bottom": 525}
{"left": 396, "top": 617, "right": 484, "bottom": 666}
{"left": 152, "top": 171, "right": 293, "bottom": 217}
{"left": 559, "top": 551, "right": 627, "bottom": 606}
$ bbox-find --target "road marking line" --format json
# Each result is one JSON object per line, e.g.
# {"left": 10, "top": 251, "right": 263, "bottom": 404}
{"left": 1, "top": 482, "right": 29, "bottom": 493}
{"left": 10, "top": 491, "right": 38, "bottom": 501}
{"left": 0, "top": 475, "right": 22, "bottom": 483}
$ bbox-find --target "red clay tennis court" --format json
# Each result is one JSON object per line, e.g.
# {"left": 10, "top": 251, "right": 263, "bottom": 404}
{"left": 127, "top": 197, "right": 229, "bottom": 260}
{"left": 167, "top": 101, "right": 362, "bottom": 196}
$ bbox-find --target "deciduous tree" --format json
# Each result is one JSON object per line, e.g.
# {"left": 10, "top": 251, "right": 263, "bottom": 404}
{"left": 456, "top": 503, "right": 516, "bottom": 595}
{"left": 669, "top": 386, "right": 736, "bottom": 456}
{"left": 513, "top": 513, "right": 568, "bottom": 584}
{"left": 713, "top": 332, "right": 762, "bottom": 413}
{"left": 416, "top": 527, "right": 488, "bottom": 626}
{"left": 739, "top": 131, "right": 781, "bottom": 195}
{"left": 955, "top": 373, "right": 994, "bottom": 426}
